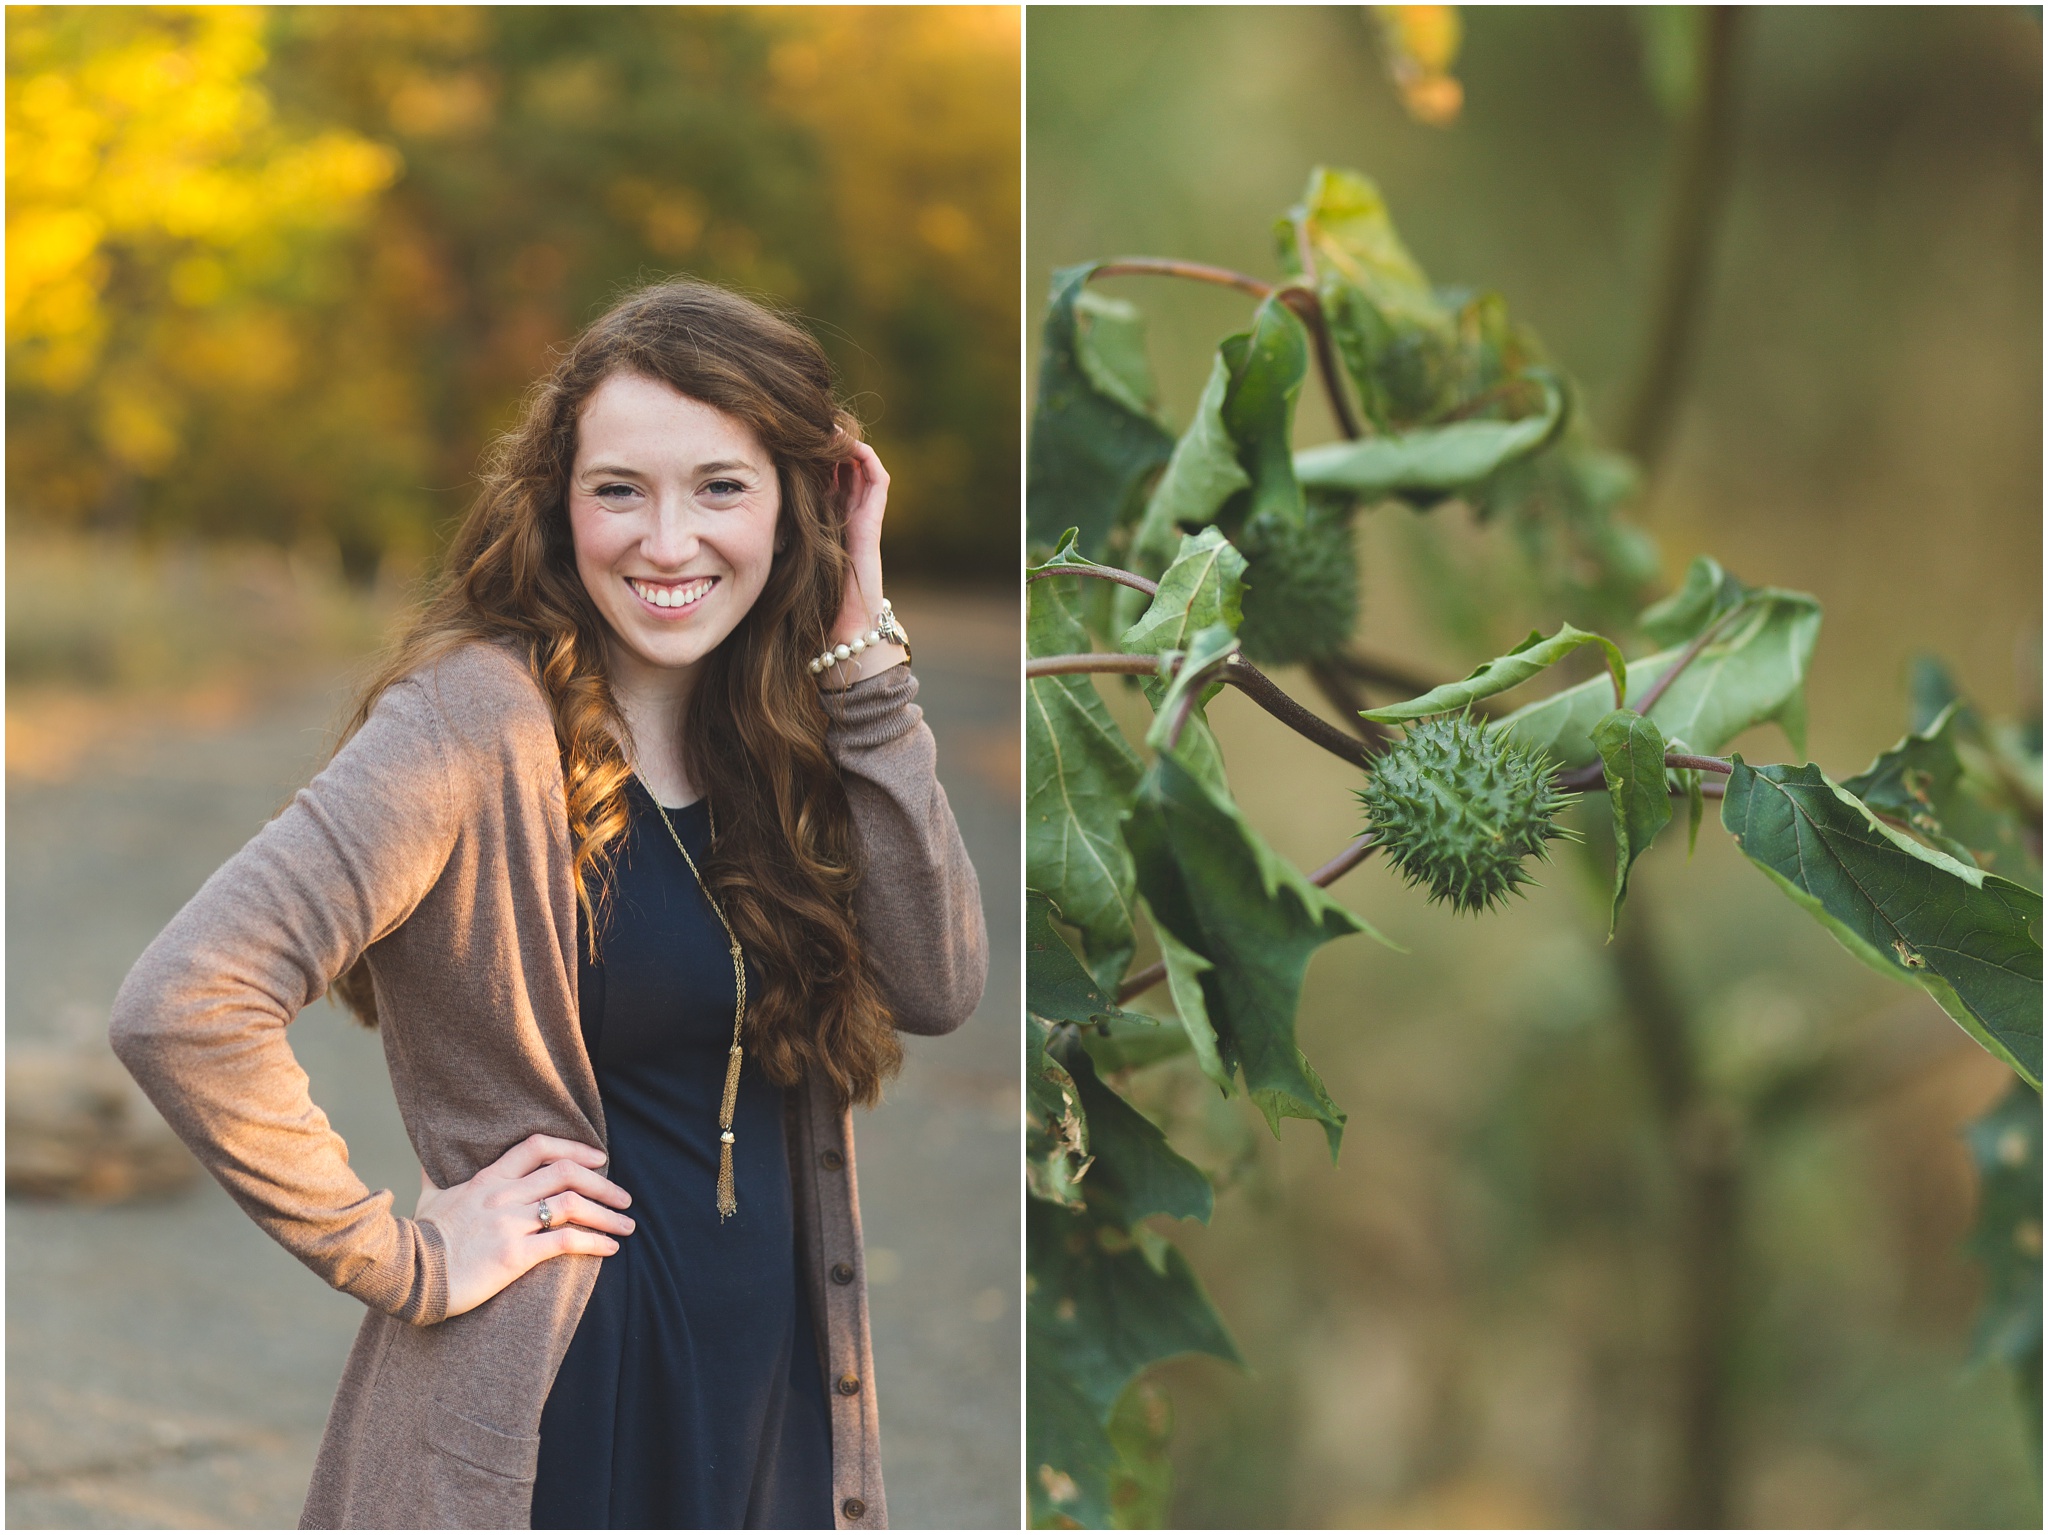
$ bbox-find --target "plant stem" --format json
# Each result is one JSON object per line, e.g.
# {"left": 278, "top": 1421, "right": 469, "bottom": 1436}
{"left": 1024, "top": 652, "right": 1374, "bottom": 771}
{"left": 1118, "top": 837, "right": 1379, "bottom": 1003}
{"left": 1027, "top": 564, "right": 1159, "bottom": 599}
{"left": 1618, "top": 6, "right": 1744, "bottom": 477}
{"left": 1275, "top": 287, "right": 1365, "bottom": 442}
{"left": 1634, "top": 603, "right": 1746, "bottom": 717}
{"left": 1089, "top": 258, "right": 1273, "bottom": 299}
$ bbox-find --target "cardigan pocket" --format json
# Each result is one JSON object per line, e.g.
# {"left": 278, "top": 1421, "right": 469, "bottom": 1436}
{"left": 423, "top": 1397, "right": 541, "bottom": 1528}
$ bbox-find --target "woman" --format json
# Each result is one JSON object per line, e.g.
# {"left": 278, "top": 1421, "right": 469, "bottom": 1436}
{"left": 109, "top": 280, "right": 988, "bottom": 1531}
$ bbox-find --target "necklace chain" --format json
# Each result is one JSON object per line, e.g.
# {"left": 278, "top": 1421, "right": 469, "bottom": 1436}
{"left": 635, "top": 772, "right": 747, "bottom": 1221}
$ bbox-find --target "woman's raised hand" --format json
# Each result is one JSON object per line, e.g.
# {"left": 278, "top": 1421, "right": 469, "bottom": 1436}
{"left": 829, "top": 441, "right": 890, "bottom": 647}
{"left": 414, "top": 1133, "right": 635, "bottom": 1319}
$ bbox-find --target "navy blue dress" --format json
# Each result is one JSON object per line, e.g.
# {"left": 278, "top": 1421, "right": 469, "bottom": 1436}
{"left": 530, "top": 783, "right": 835, "bottom": 1530}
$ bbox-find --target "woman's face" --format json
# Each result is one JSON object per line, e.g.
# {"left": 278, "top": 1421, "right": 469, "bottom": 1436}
{"left": 567, "top": 372, "right": 781, "bottom": 685}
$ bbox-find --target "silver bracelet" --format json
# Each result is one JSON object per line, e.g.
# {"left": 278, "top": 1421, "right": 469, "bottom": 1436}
{"left": 807, "top": 598, "right": 911, "bottom": 676}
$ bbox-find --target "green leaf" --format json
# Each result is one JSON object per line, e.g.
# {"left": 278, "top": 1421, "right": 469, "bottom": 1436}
{"left": 1219, "top": 297, "right": 1311, "bottom": 533}
{"left": 1027, "top": 1199, "right": 1239, "bottom": 1529}
{"left": 1128, "top": 351, "right": 1250, "bottom": 576}
{"left": 1638, "top": 554, "right": 1755, "bottom": 648}
{"left": 1122, "top": 747, "right": 1390, "bottom": 1157}
{"left": 1141, "top": 624, "right": 1240, "bottom": 762}
{"left": 1592, "top": 708, "right": 1674, "bottom": 935}
{"left": 1684, "top": 766, "right": 1705, "bottom": 857}
{"left": 1028, "top": 264, "right": 1177, "bottom": 557}
{"left": 1500, "top": 589, "right": 1821, "bottom": 768}
{"left": 1843, "top": 701, "right": 2041, "bottom": 890}
{"left": 1292, "top": 372, "right": 1565, "bottom": 501}
{"left": 1028, "top": 577, "right": 1146, "bottom": 991}
{"left": 1120, "top": 527, "right": 1246, "bottom": 659}
{"left": 1073, "top": 289, "right": 1164, "bottom": 424}
{"left": 1150, "top": 911, "right": 1231, "bottom": 1096}
{"left": 1080, "top": 1011, "right": 1195, "bottom": 1075}
{"left": 1721, "top": 758, "right": 2043, "bottom": 1087}
{"left": 1363, "top": 622, "right": 1627, "bottom": 725}
{"left": 1051, "top": 1030, "right": 1214, "bottom": 1226}
{"left": 1026, "top": 891, "right": 1146, "bottom": 1030}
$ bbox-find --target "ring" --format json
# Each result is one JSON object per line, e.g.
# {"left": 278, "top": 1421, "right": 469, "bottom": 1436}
{"left": 536, "top": 1199, "right": 554, "bottom": 1232}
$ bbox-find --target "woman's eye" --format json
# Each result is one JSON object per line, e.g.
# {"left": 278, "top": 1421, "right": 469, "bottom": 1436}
{"left": 595, "top": 483, "right": 638, "bottom": 502}
{"left": 703, "top": 478, "right": 746, "bottom": 498}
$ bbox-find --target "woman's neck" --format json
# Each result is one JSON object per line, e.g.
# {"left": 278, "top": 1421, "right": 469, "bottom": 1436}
{"left": 608, "top": 647, "right": 699, "bottom": 807}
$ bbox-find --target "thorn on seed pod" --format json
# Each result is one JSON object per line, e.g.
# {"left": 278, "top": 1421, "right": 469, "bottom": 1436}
{"left": 1357, "top": 712, "right": 1577, "bottom": 914}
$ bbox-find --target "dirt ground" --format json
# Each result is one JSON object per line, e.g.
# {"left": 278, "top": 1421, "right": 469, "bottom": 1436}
{"left": 5, "top": 591, "right": 1021, "bottom": 1530}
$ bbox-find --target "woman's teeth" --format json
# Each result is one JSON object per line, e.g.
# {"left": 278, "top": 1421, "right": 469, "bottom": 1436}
{"left": 629, "top": 577, "right": 713, "bottom": 610}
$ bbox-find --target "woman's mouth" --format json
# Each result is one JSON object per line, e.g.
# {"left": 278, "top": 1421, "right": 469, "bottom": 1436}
{"left": 627, "top": 575, "right": 716, "bottom": 613}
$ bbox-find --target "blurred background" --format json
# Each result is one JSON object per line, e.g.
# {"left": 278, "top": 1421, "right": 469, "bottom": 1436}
{"left": 1030, "top": 5, "right": 2039, "bottom": 1528}
{"left": 7, "top": 6, "right": 1018, "bottom": 1527}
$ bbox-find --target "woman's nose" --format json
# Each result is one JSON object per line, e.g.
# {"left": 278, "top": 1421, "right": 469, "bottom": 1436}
{"left": 641, "top": 502, "right": 700, "bottom": 568}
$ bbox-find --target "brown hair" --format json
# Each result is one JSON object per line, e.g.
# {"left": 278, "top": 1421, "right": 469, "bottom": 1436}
{"left": 333, "top": 279, "right": 900, "bottom": 1106}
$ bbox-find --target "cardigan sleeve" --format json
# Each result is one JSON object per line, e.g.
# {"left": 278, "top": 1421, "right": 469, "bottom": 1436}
{"left": 823, "top": 665, "right": 989, "bottom": 1036}
{"left": 108, "top": 676, "right": 459, "bottom": 1325}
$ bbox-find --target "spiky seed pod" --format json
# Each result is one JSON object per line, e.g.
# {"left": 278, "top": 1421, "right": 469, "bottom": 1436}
{"left": 1236, "top": 495, "right": 1360, "bottom": 666}
{"left": 1358, "top": 713, "right": 1576, "bottom": 914}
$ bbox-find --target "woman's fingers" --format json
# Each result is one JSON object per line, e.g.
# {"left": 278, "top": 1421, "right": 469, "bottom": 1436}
{"left": 527, "top": 1188, "right": 636, "bottom": 1238}
{"left": 531, "top": 1226, "right": 621, "bottom": 1261}
{"left": 485, "top": 1132, "right": 608, "bottom": 1183}
{"left": 506, "top": 1157, "right": 633, "bottom": 1210}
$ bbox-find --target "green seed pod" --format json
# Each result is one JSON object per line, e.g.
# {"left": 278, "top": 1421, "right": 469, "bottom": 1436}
{"left": 1236, "top": 495, "right": 1359, "bottom": 666}
{"left": 1358, "top": 713, "right": 1576, "bottom": 913}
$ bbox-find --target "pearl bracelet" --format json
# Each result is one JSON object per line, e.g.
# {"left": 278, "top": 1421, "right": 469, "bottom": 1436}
{"left": 807, "top": 598, "right": 910, "bottom": 676}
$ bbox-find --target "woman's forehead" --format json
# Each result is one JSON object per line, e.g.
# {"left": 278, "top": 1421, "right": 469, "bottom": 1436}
{"left": 573, "top": 373, "right": 769, "bottom": 471}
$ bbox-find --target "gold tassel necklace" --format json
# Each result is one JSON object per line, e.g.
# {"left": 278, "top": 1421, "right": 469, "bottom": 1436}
{"left": 636, "top": 775, "right": 747, "bottom": 1221}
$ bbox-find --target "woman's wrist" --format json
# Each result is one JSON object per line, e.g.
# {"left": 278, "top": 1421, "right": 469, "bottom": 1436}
{"left": 815, "top": 641, "right": 908, "bottom": 691}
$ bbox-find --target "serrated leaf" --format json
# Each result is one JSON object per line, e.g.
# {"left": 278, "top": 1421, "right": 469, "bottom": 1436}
{"left": 1027, "top": 1199, "right": 1240, "bottom": 1529}
{"left": 1052, "top": 1031, "right": 1213, "bottom": 1226}
{"left": 1028, "top": 578, "right": 1147, "bottom": 991}
{"left": 1292, "top": 371, "right": 1565, "bottom": 501}
{"left": 1639, "top": 554, "right": 1755, "bottom": 648}
{"left": 1500, "top": 589, "right": 1821, "bottom": 768}
{"left": 1120, "top": 527, "right": 1246, "bottom": 658}
{"left": 1722, "top": 758, "right": 2042, "bottom": 1087}
{"left": 1029, "top": 264, "right": 1177, "bottom": 556}
{"left": 1027, "top": 891, "right": 1147, "bottom": 1030}
{"left": 1363, "top": 621, "right": 1626, "bottom": 725}
{"left": 1129, "top": 350, "right": 1250, "bottom": 576}
{"left": 1122, "top": 747, "right": 1391, "bottom": 1157}
{"left": 1962, "top": 1076, "right": 2043, "bottom": 1373}
{"left": 1150, "top": 911, "right": 1231, "bottom": 1096}
{"left": 1593, "top": 708, "right": 1674, "bottom": 935}
{"left": 1844, "top": 701, "right": 2041, "bottom": 890}
{"left": 1220, "top": 297, "right": 1312, "bottom": 532}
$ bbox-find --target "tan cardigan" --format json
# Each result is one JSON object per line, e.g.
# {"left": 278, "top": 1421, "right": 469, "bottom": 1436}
{"left": 108, "top": 642, "right": 987, "bottom": 1530}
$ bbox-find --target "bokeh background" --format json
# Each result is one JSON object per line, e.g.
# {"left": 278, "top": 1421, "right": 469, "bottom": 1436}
{"left": 6, "top": 6, "right": 1019, "bottom": 1527}
{"left": 1030, "top": 6, "right": 2039, "bottom": 1528}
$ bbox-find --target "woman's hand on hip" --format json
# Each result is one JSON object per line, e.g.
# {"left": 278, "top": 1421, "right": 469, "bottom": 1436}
{"left": 413, "top": 1133, "right": 634, "bottom": 1318}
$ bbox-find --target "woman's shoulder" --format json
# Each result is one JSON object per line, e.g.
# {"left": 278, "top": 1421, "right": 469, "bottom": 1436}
{"left": 384, "top": 638, "right": 556, "bottom": 763}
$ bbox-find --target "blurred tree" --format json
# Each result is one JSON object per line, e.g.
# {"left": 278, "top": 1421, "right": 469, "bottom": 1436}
{"left": 7, "top": 5, "right": 1018, "bottom": 583}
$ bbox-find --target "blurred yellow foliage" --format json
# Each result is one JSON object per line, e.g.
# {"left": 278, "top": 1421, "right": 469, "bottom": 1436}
{"left": 1371, "top": 5, "right": 1465, "bottom": 127}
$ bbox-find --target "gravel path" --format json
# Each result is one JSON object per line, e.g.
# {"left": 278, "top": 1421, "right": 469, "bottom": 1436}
{"left": 5, "top": 593, "right": 1020, "bottom": 1530}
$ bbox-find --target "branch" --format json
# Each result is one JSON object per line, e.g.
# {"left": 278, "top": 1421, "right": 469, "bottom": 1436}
{"left": 1117, "top": 836, "right": 1379, "bottom": 1003}
{"left": 1023, "top": 651, "right": 1374, "bottom": 771}
{"left": 1306, "top": 658, "right": 1397, "bottom": 754}
{"left": 1558, "top": 751, "right": 1733, "bottom": 793}
{"left": 1275, "top": 287, "right": 1364, "bottom": 442}
{"left": 1088, "top": 259, "right": 1273, "bottom": 300}
{"left": 1026, "top": 563, "right": 1159, "bottom": 599}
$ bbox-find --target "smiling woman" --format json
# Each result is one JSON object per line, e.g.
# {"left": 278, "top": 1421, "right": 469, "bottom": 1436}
{"left": 106, "top": 279, "right": 987, "bottom": 1530}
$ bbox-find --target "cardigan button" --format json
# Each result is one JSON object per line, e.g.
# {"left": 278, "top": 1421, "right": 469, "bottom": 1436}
{"left": 831, "top": 1261, "right": 856, "bottom": 1285}
{"left": 836, "top": 1373, "right": 861, "bottom": 1396}
{"left": 820, "top": 1148, "right": 845, "bottom": 1171}
{"left": 842, "top": 1497, "right": 867, "bottom": 1520}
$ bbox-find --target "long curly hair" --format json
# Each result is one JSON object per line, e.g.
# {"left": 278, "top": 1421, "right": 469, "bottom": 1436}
{"left": 332, "top": 279, "right": 901, "bottom": 1106}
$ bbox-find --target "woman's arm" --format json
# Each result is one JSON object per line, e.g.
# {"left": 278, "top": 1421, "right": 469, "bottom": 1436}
{"left": 825, "top": 667, "right": 989, "bottom": 1036}
{"left": 109, "top": 677, "right": 466, "bottom": 1323}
